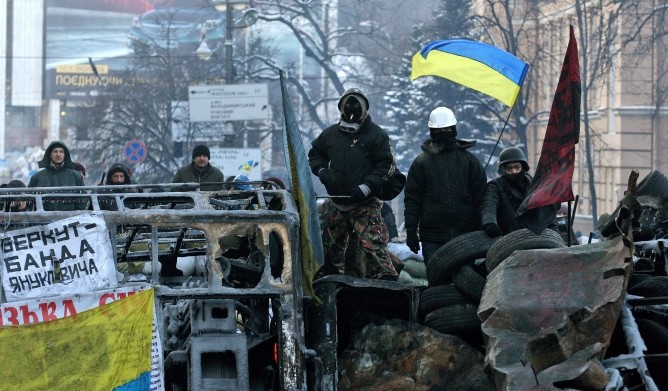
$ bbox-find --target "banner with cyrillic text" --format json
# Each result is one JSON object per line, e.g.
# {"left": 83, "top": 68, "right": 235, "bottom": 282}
{"left": 1, "top": 214, "right": 117, "bottom": 303}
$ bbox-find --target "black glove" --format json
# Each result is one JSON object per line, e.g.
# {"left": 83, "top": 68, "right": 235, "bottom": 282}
{"left": 349, "top": 186, "right": 367, "bottom": 203}
{"left": 483, "top": 223, "right": 502, "bottom": 238}
{"left": 406, "top": 230, "right": 420, "bottom": 254}
{"left": 318, "top": 168, "right": 332, "bottom": 185}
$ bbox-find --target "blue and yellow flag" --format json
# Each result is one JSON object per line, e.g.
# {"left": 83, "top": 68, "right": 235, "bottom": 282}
{"left": 411, "top": 39, "right": 529, "bottom": 107}
{"left": 279, "top": 71, "right": 323, "bottom": 302}
{"left": 0, "top": 289, "right": 154, "bottom": 390}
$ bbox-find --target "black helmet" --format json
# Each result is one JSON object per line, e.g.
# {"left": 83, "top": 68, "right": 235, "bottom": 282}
{"left": 498, "top": 147, "right": 529, "bottom": 174}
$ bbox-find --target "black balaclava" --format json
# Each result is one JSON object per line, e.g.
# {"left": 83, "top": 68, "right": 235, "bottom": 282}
{"left": 342, "top": 95, "right": 364, "bottom": 123}
{"left": 430, "top": 126, "right": 457, "bottom": 145}
{"left": 339, "top": 94, "right": 368, "bottom": 133}
{"left": 503, "top": 170, "right": 527, "bottom": 190}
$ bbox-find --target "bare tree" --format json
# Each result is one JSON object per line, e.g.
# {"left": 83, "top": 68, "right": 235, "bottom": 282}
{"left": 572, "top": 0, "right": 666, "bottom": 226}
{"left": 249, "top": 0, "right": 425, "bottom": 136}
{"left": 76, "top": 48, "right": 227, "bottom": 184}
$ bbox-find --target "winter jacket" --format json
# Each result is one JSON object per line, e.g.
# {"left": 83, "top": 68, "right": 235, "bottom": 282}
{"left": 480, "top": 172, "right": 533, "bottom": 235}
{"left": 172, "top": 162, "right": 225, "bottom": 191}
{"left": 403, "top": 139, "right": 487, "bottom": 243}
{"left": 308, "top": 115, "right": 395, "bottom": 206}
{"left": 28, "top": 141, "right": 86, "bottom": 211}
{"left": 480, "top": 172, "right": 560, "bottom": 235}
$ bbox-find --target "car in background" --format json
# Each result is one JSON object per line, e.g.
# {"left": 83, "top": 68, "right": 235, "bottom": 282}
{"left": 127, "top": 0, "right": 225, "bottom": 56}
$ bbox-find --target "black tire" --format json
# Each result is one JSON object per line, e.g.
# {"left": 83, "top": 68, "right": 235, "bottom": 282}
{"left": 453, "top": 265, "right": 486, "bottom": 303}
{"left": 627, "top": 273, "right": 651, "bottom": 290}
{"left": 426, "top": 231, "right": 498, "bottom": 286}
{"left": 635, "top": 170, "right": 668, "bottom": 197}
{"left": 627, "top": 276, "right": 668, "bottom": 297}
{"left": 485, "top": 228, "right": 565, "bottom": 273}
{"left": 423, "top": 303, "right": 481, "bottom": 336}
{"left": 419, "top": 284, "right": 471, "bottom": 319}
{"left": 636, "top": 318, "right": 668, "bottom": 390}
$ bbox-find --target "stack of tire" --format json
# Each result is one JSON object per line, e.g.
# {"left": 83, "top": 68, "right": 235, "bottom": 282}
{"left": 419, "top": 228, "right": 566, "bottom": 351}
{"left": 627, "top": 275, "right": 668, "bottom": 390}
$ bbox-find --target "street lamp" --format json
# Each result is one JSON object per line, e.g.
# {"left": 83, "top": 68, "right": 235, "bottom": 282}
{"left": 211, "top": 0, "right": 251, "bottom": 83}
{"left": 210, "top": 0, "right": 257, "bottom": 146}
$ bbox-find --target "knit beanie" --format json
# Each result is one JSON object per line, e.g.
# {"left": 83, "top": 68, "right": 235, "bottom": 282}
{"left": 192, "top": 145, "right": 210, "bottom": 160}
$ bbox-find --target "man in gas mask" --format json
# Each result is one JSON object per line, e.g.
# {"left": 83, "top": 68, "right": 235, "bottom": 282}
{"left": 403, "top": 107, "right": 487, "bottom": 263}
{"left": 480, "top": 147, "right": 534, "bottom": 237}
{"left": 308, "top": 88, "right": 399, "bottom": 281}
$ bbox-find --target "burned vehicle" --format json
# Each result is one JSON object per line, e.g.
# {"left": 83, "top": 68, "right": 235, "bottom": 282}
{"left": 0, "top": 182, "right": 311, "bottom": 390}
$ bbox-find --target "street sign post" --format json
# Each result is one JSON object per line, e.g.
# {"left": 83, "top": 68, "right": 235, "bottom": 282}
{"left": 188, "top": 84, "right": 269, "bottom": 122}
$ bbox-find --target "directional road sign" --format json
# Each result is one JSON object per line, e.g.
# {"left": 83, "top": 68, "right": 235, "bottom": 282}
{"left": 188, "top": 83, "right": 270, "bottom": 122}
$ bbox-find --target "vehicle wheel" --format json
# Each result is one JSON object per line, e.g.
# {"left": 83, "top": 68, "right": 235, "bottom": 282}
{"left": 453, "top": 265, "right": 486, "bottom": 303}
{"left": 426, "top": 230, "right": 498, "bottom": 286}
{"left": 485, "top": 228, "right": 565, "bottom": 273}
{"left": 419, "top": 284, "right": 471, "bottom": 319}
{"left": 627, "top": 276, "right": 668, "bottom": 297}
{"left": 636, "top": 318, "right": 668, "bottom": 390}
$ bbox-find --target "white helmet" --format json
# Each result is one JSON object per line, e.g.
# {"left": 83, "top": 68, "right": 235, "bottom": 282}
{"left": 427, "top": 107, "right": 457, "bottom": 128}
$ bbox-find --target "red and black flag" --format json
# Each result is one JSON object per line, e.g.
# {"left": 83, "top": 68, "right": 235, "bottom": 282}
{"left": 517, "top": 25, "right": 580, "bottom": 224}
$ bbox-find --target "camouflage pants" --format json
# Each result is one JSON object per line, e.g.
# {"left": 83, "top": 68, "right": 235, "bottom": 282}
{"left": 316, "top": 198, "right": 398, "bottom": 280}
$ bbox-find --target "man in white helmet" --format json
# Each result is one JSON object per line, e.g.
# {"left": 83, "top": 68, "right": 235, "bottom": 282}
{"left": 403, "top": 106, "right": 487, "bottom": 263}
{"left": 308, "top": 87, "right": 399, "bottom": 281}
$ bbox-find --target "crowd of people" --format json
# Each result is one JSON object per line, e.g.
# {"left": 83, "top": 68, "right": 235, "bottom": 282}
{"left": 0, "top": 87, "right": 559, "bottom": 283}
{"left": 0, "top": 141, "right": 267, "bottom": 213}
{"left": 309, "top": 88, "right": 560, "bottom": 281}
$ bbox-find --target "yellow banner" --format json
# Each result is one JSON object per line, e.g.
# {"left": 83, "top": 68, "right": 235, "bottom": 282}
{"left": 0, "top": 289, "right": 154, "bottom": 390}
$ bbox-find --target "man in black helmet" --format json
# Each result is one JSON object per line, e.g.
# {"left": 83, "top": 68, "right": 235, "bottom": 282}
{"left": 308, "top": 87, "right": 399, "bottom": 281}
{"left": 404, "top": 107, "right": 487, "bottom": 263}
{"left": 480, "top": 147, "right": 533, "bottom": 237}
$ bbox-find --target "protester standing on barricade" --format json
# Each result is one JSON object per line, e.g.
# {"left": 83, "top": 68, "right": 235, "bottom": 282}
{"left": 28, "top": 140, "right": 86, "bottom": 211}
{"left": 480, "top": 146, "right": 559, "bottom": 238}
{"left": 403, "top": 107, "right": 487, "bottom": 263}
{"left": 172, "top": 144, "right": 225, "bottom": 191}
{"left": 308, "top": 87, "right": 399, "bottom": 281}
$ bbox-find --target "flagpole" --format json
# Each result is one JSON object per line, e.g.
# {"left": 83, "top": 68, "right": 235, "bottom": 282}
{"left": 484, "top": 107, "right": 514, "bottom": 171}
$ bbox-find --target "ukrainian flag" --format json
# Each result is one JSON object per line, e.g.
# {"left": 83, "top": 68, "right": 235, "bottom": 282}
{"left": 411, "top": 39, "right": 529, "bottom": 107}
{"left": 0, "top": 289, "right": 154, "bottom": 390}
{"left": 279, "top": 71, "right": 324, "bottom": 303}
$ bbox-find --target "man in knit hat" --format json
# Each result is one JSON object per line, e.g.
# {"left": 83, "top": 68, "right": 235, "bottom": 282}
{"left": 28, "top": 140, "right": 86, "bottom": 211}
{"left": 172, "top": 144, "right": 225, "bottom": 191}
